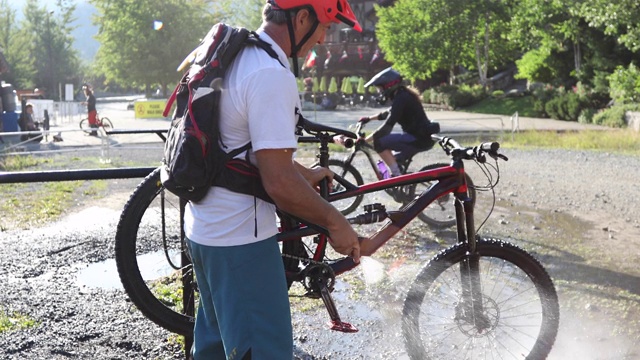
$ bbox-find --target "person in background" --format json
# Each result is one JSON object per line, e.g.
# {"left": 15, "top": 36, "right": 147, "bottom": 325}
{"left": 185, "top": 1, "right": 362, "bottom": 359}
{"left": 358, "top": 67, "right": 436, "bottom": 177}
{"left": 17, "top": 103, "right": 42, "bottom": 143}
{"left": 82, "top": 85, "right": 97, "bottom": 136}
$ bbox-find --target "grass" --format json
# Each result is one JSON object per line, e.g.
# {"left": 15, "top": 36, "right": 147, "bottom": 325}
{"left": 462, "top": 95, "right": 539, "bottom": 117}
{"left": 0, "top": 152, "right": 147, "bottom": 231}
{"left": 501, "top": 129, "right": 640, "bottom": 155}
{"left": 0, "top": 307, "right": 37, "bottom": 333}
{"left": 0, "top": 154, "right": 50, "bottom": 171}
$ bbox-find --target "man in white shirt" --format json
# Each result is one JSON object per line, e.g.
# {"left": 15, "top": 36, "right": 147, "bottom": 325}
{"left": 185, "top": 1, "right": 363, "bottom": 359}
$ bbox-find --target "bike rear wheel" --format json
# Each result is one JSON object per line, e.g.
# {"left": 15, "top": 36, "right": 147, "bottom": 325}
{"left": 402, "top": 238, "right": 559, "bottom": 360}
{"left": 114, "top": 168, "right": 195, "bottom": 336}
{"left": 327, "top": 159, "right": 364, "bottom": 215}
{"left": 79, "top": 118, "right": 90, "bottom": 133}
{"left": 409, "top": 162, "right": 476, "bottom": 229}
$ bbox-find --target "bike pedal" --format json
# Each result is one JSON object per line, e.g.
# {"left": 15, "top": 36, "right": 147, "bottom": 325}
{"left": 328, "top": 320, "right": 358, "bottom": 333}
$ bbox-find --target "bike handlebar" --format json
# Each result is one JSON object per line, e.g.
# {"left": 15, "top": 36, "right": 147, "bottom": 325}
{"left": 432, "top": 135, "right": 508, "bottom": 163}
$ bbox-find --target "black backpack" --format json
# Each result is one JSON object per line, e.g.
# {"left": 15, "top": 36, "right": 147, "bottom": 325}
{"left": 160, "top": 23, "right": 280, "bottom": 203}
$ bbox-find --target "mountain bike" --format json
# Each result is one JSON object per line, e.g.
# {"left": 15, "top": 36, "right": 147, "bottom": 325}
{"left": 79, "top": 113, "right": 113, "bottom": 134}
{"left": 328, "top": 120, "right": 476, "bottom": 229}
{"left": 114, "top": 118, "right": 559, "bottom": 359}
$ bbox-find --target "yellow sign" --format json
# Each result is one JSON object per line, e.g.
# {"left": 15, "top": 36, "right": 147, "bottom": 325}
{"left": 134, "top": 100, "right": 168, "bottom": 119}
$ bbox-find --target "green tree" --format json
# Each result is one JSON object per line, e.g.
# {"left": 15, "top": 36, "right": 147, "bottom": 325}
{"left": 580, "top": 0, "right": 640, "bottom": 53}
{"left": 467, "top": 0, "right": 516, "bottom": 87}
{"left": 22, "top": 0, "right": 81, "bottom": 100}
{"left": 375, "top": 0, "right": 475, "bottom": 84}
{"left": 372, "top": 0, "right": 517, "bottom": 88}
{"left": 91, "top": 0, "right": 217, "bottom": 96}
{"left": 214, "top": 0, "right": 264, "bottom": 30}
{"left": 0, "top": 0, "right": 35, "bottom": 89}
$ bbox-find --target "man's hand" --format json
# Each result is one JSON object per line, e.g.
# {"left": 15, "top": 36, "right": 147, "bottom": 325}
{"left": 328, "top": 223, "right": 361, "bottom": 264}
{"left": 358, "top": 116, "right": 370, "bottom": 124}
{"left": 295, "top": 162, "right": 334, "bottom": 192}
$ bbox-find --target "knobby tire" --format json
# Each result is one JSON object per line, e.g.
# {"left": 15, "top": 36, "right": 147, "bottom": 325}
{"left": 411, "top": 162, "right": 476, "bottom": 229}
{"left": 326, "top": 159, "right": 364, "bottom": 215}
{"left": 402, "top": 238, "right": 559, "bottom": 360}
{"left": 114, "top": 167, "right": 195, "bottom": 336}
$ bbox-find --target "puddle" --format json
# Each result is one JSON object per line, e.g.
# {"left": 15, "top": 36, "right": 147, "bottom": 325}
{"left": 76, "top": 250, "right": 180, "bottom": 289}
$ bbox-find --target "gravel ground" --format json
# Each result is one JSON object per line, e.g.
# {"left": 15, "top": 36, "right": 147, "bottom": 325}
{"left": 1, "top": 143, "right": 639, "bottom": 359}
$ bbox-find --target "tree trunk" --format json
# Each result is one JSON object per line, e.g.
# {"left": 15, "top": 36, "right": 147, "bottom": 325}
{"left": 573, "top": 40, "right": 581, "bottom": 73}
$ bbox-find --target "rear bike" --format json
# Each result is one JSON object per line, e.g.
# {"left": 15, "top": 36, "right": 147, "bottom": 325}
{"left": 328, "top": 120, "right": 476, "bottom": 229}
{"left": 114, "top": 118, "right": 559, "bottom": 358}
{"left": 79, "top": 114, "right": 113, "bottom": 134}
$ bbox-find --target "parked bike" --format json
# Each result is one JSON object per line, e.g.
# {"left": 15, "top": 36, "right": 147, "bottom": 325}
{"left": 328, "top": 120, "right": 476, "bottom": 229}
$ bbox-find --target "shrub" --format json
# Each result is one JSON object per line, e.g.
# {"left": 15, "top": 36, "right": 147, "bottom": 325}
{"left": 593, "top": 106, "right": 628, "bottom": 128}
{"left": 578, "top": 108, "right": 596, "bottom": 124}
{"left": 565, "top": 92, "right": 583, "bottom": 121}
{"left": 492, "top": 90, "right": 504, "bottom": 98}
{"left": 608, "top": 63, "right": 640, "bottom": 104}
{"left": 422, "top": 88, "right": 432, "bottom": 103}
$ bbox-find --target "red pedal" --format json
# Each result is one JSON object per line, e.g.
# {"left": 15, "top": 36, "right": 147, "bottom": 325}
{"left": 328, "top": 320, "right": 358, "bottom": 333}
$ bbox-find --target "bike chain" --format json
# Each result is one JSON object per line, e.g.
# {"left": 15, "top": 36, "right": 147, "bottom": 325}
{"left": 281, "top": 252, "right": 324, "bottom": 265}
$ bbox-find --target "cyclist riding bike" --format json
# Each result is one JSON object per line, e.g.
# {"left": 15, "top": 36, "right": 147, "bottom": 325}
{"left": 357, "top": 67, "right": 438, "bottom": 177}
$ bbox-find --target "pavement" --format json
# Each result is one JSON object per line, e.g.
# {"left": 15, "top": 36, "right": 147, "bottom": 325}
{"left": 0, "top": 101, "right": 609, "bottom": 153}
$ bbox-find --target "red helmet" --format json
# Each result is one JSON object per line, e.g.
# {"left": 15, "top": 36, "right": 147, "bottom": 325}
{"left": 270, "top": 0, "right": 362, "bottom": 32}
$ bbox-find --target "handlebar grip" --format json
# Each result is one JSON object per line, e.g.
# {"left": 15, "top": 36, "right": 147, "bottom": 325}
{"left": 480, "top": 142, "right": 500, "bottom": 152}
{"left": 343, "top": 138, "right": 354, "bottom": 148}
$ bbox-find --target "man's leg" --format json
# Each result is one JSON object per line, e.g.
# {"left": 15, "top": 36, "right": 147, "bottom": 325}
{"left": 187, "top": 240, "right": 227, "bottom": 360}
{"left": 188, "top": 236, "right": 293, "bottom": 360}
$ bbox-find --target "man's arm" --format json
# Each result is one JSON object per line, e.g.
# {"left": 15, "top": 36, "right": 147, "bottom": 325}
{"left": 256, "top": 148, "right": 360, "bottom": 262}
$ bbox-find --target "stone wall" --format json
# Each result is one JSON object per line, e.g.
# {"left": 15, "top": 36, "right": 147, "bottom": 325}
{"left": 626, "top": 111, "right": 640, "bottom": 132}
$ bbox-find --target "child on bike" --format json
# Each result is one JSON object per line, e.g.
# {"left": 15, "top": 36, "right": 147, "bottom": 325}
{"left": 82, "top": 85, "right": 98, "bottom": 136}
{"left": 358, "top": 67, "right": 437, "bottom": 177}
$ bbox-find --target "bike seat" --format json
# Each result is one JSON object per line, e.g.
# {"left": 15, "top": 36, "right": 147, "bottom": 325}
{"left": 301, "top": 117, "right": 357, "bottom": 139}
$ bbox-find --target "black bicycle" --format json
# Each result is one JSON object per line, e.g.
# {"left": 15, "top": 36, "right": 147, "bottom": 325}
{"left": 327, "top": 120, "right": 476, "bottom": 229}
{"left": 114, "top": 118, "right": 559, "bottom": 359}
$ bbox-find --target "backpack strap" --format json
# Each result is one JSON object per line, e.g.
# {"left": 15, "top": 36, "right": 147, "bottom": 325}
{"left": 247, "top": 31, "right": 285, "bottom": 68}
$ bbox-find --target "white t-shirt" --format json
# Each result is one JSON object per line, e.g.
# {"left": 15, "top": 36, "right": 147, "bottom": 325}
{"left": 184, "top": 31, "right": 301, "bottom": 247}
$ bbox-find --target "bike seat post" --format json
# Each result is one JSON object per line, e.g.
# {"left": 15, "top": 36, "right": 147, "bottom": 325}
{"left": 316, "top": 132, "right": 331, "bottom": 199}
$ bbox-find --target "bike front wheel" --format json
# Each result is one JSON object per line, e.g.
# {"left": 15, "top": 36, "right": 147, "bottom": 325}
{"left": 327, "top": 159, "right": 364, "bottom": 215}
{"left": 100, "top": 117, "right": 114, "bottom": 131}
{"left": 402, "top": 238, "right": 559, "bottom": 360}
{"left": 409, "top": 162, "right": 476, "bottom": 229}
{"left": 114, "top": 167, "right": 195, "bottom": 336}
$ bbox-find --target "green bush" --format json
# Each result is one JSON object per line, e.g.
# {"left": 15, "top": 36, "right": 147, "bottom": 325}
{"left": 492, "top": 90, "right": 505, "bottom": 98}
{"left": 422, "top": 88, "right": 432, "bottom": 103}
{"left": 543, "top": 91, "right": 589, "bottom": 121}
{"left": 578, "top": 108, "right": 596, "bottom": 124}
{"left": 424, "top": 84, "right": 486, "bottom": 109}
{"left": 565, "top": 93, "right": 583, "bottom": 121}
{"left": 608, "top": 63, "right": 640, "bottom": 104}
{"left": 593, "top": 106, "right": 627, "bottom": 127}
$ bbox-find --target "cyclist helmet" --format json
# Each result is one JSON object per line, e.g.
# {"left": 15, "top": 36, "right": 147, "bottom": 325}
{"left": 365, "top": 67, "right": 403, "bottom": 104}
{"left": 268, "top": 0, "right": 361, "bottom": 77}
{"left": 270, "top": 0, "right": 362, "bottom": 31}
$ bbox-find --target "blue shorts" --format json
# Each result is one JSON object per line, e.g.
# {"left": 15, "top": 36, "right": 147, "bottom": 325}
{"left": 187, "top": 236, "right": 292, "bottom": 360}
{"left": 374, "top": 132, "right": 422, "bottom": 161}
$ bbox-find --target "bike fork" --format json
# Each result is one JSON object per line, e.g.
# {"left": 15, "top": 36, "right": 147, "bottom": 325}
{"left": 456, "top": 195, "right": 491, "bottom": 332}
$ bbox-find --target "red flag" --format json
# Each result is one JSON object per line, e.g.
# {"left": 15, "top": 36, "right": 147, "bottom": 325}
{"left": 304, "top": 49, "right": 317, "bottom": 68}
